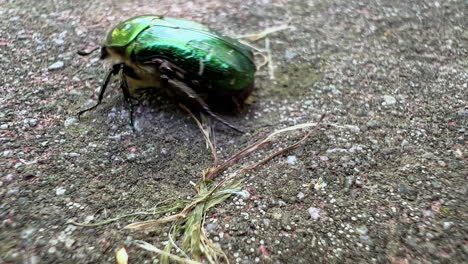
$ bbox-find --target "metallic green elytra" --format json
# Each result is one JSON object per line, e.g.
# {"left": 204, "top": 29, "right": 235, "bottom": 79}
{"left": 78, "top": 15, "right": 256, "bottom": 133}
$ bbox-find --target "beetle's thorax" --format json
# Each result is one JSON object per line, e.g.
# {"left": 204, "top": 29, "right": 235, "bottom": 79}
{"left": 103, "top": 47, "right": 162, "bottom": 96}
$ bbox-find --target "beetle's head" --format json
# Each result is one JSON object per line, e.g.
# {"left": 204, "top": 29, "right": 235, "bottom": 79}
{"left": 100, "top": 46, "right": 129, "bottom": 64}
{"left": 99, "top": 47, "right": 109, "bottom": 59}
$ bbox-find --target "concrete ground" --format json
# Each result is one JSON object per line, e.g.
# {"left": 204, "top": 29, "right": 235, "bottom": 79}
{"left": 0, "top": 0, "right": 466, "bottom": 263}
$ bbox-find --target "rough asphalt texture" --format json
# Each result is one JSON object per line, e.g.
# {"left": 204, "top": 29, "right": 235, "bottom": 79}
{"left": 1, "top": 0, "right": 467, "bottom": 263}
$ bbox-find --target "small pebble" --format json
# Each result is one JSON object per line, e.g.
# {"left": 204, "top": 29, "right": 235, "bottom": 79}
{"left": 84, "top": 215, "right": 94, "bottom": 224}
{"left": 297, "top": 192, "right": 305, "bottom": 200}
{"left": 205, "top": 223, "right": 217, "bottom": 233}
{"left": 359, "top": 235, "right": 373, "bottom": 245}
{"left": 28, "top": 119, "right": 38, "bottom": 127}
{"left": 64, "top": 117, "right": 77, "bottom": 127}
{"left": 127, "top": 153, "right": 136, "bottom": 160}
{"left": 20, "top": 227, "right": 37, "bottom": 239}
{"left": 3, "top": 150, "right": 13, "bottom": 157}
{"left": 48, "top": 246, "right": 57, "bottom": 254}
{"left": 443, "top": 222, "right": 454, "bottom": 230}
{"left": 456, "top": 110, "right": 468, "bottom": 117}
{"left": 48, "top": 61, "right": 64, "bottom": 70}
{"left": 307, "top": 207, "right": 320, "bottom": 220}
{"left": 53, "top": 38, "right": 64, "bottom": 45}
{"left": 319, "top": 155, "right": 329, "bottom": 161}
{"left": 345, "top": 125, "right": 360, "bottom": 133}
{"left": 65, "top": 238, "right": 75, "bottom": 248}
{"left": 272, "top": 211, "right": 282, "bottom": 220}
{"left": 366, "top": 120, "right": 380, "bottom": 129}
{"left": 7, "top": 189, "right": 19, "bottom": 195}
{"left": 28, "top": 256, "right": 40, "bottom": 264}
{"left": 382, "top": 95, "right": 397, "bottom": 105}
{"left": 17, "top": 34, "right": 28, "bottom": 40}
{"left": 286, "top": 155, "right": 297, "bottom": 164}
{"left": 56, "top": 187, "right": 66, "bottom": 196}
{"left": 356, "top": 226, "right": 368, "bottom": 235}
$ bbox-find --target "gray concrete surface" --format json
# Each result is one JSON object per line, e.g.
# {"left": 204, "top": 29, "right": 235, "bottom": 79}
{"left": 1, "top": 0, "right": 467, "bottom": 263}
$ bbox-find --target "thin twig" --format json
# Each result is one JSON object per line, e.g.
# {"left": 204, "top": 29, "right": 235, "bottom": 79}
{"left": 240, "top": 130, "right": 312, "bottom": 172}
{"left": 127, "top": 117, "right": 327, "bottom": 230}
{"left": 180, "top": 104, "right": 218, "bottom": 165}
{"left": 241, "top": 114, "right": 326, "bottom": 172}
{"left": 202, "top": 115, "right": 326, "bottom": 182}
{"left": 202, "top": 139, "right": 272, "bottom": 182}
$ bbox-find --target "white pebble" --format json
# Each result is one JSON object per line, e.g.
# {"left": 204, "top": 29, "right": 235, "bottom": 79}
{"left": 56, "top": 187, "right": 66, "bottom": 196}
{"left": 287, "top": 155, "right": 297, "bottom": 164}
{"left": 307, "top": 207, "right": 321, "bottom": 220}
{"left": 382, "top": 95, "right": 397, "bottom": 105}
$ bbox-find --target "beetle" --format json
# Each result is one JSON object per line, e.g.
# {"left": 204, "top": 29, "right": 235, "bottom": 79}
{"left": 77, "top": 15, "right": 256, "bottom": 133}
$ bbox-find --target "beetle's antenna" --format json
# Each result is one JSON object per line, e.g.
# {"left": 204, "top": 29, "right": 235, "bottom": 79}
{"left": 77, "top": 46, "right": 99, "bottom": 56}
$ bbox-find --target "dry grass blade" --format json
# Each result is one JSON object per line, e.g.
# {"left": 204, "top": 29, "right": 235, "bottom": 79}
{"left": 265, "top": 38, "right": 275, "bottom": 79}
{"left": 69, "top": 200, "right": 187, "bottom": 227}
{"left": 124, "top": 179, "right": 240, "bottom": 231}
{"left": 151, "top": 180, "right": 240, "bottom": 264}
{"left": 254, "top": 51, "right": 269, "bottom": 70}
{"left": 134, "top": 240, "right": 202, "bottom": 264}
{"left": 124, "top": 214, "right": 184, "bottom": 230}
{"left": 181, "top": 200, "right": 204, "bottom": 261}
{"left": 200, "top": 225, "right": 229, "bottom": 264}
{"left": 179, "top": 181, "right": 240, "bottom": 264}
{"left": 202, "top": 140, "right": 271, "bottom": 182}
{"left": 237, "top": 23, "right": 291, "bottom": 41}
{"left": 126, "top": 117, "right": 325, "bottom": 263}
{"left": 180, "top": 104, "right": 218, "bottom": 165}
{"left": 203, "top": 115, "right": 326, "bottom": 182}
{"left": 237, "top": 22, "right": 291, "bottom": 71}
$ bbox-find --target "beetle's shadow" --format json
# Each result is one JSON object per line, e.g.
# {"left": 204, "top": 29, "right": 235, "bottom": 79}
{"left": 105, "top": 92, "right": 247, "bottom": 135}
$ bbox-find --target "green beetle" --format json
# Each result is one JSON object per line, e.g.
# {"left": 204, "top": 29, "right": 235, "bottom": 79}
{"left": 78, "top": 15, "right": 256, "bottom": 133}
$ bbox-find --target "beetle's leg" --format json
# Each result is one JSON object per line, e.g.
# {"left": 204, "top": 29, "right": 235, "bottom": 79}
{"left": 144, "top": 58, "right": 187, "bottom": 78}
{"left": 163, "top": 76, "right": 244, "bottom": 134}
{"left": 77, "top": 64, "right": 121, "bottom": 120}
{"left": 119, "top": 74, "right": 137, "bottom": 128}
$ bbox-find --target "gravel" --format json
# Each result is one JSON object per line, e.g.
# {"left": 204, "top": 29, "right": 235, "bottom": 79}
{"left": 48, "top": 61, "right": 65, "bottom": 71}
{"left": 382, "top": 95, "right": 397, "bottom": 105}
{"left": 1, "top": 0, "right": 466, "bottom": 263}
